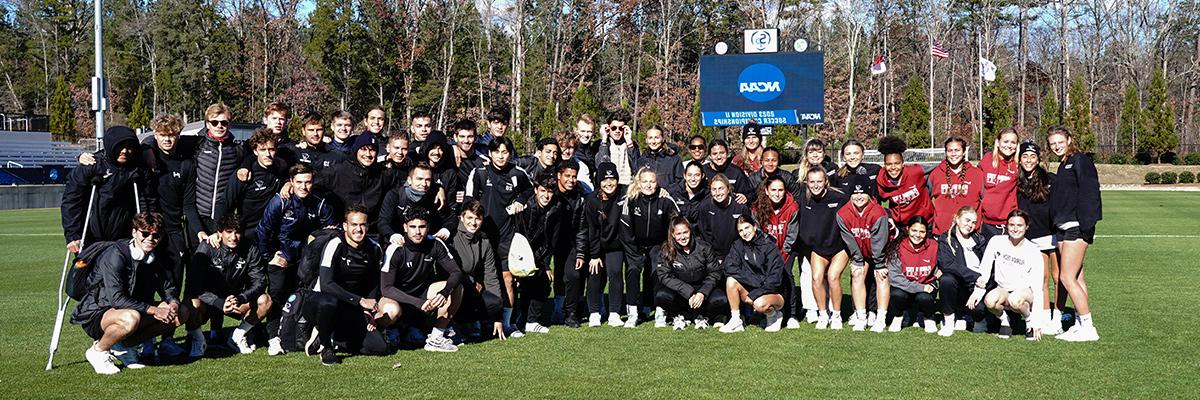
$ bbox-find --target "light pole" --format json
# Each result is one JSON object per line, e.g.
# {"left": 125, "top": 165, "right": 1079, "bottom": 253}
{"left": 91, "top": 0, "right": 106, "bottom": 151}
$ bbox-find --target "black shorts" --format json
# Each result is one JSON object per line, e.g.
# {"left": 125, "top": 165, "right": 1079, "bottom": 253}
{"left": 80, "top": 311, "right": 106, "bottom": 340}
{"left": 1056, "top": 226, "right": 1095, "bottom": 244}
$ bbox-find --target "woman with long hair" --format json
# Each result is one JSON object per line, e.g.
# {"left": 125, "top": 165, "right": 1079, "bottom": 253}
{"left": 876, "top": 136, "right": 934, "bottom": 229}
{"left": 653, "top": 217, "right": 727, "bottom": 330}
{"left": 752, "top": 176, "right": 801, "bottom": 328}
{"left": 748, "top": 147, "right": 800, "bottom": 194}
{"left": 794, "top": 138, "right": 839, "bottom": 180}
{"left": 580, "top": 162, "right": 627, "bottom": 327}
{"left": 928, "top": 136, "right": 983, "bottom": 236}
{"left": 935, "top": 206, "right": 987, "bottom": 336}
{"left": 831, "top": 139, "right": 882, "bottom": 198}
{"left": 667, "top": 162, "right": 710, "bottom": 219}
{"left": 732, "top": 124, "right": 765, "bottom": 173}
{"left": 978, "top": 128, "right": 1021, "bottom": 238}
{"left": 691, "top": 174, "right": 752, "bottom": 261}
{"left": 796, "top": 168, "right": 851, "bottom": 330}
{"left": 1045, "top": 126, "right": 1102, "bottom": 342}
{"left": 719, "top": 215, "right": 787, "bottom": 333}
{"left": 1016, "top": 140, "right": 1063, "bottom": 335}
{"left": 967, "top": 210, "right": 1047, "bottom": 340}
{"left": 884, "top": 216, "right": 940, "bottom": 333}
{"left": 619, "top": 167, "right": 680, "bottom": 327}
{"left": 703, "top": 140, "right": 754, "bottom": 204}
{"left": 837, "top": 174, "right": 892, "bottom": 332}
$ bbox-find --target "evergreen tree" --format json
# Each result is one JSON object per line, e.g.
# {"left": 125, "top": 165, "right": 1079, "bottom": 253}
{"left": 982, "top": 70, "right": 1013, "bottom": 141}
{"left": 1065, "top": 76, "right": 1094, "bottom": 152}
{"left": 128, "top": 87, "right": 149, "bottom": 130}
{"left": 899, "top": 74, "right": 930, "bottom": 148}
{"left": 1038, "top": 87, "right": 1061, "bottom": 145}
{"left": 1117, "top": 82, "right": 1142, "bottom": 156}
{"left": 569, "top": 83, "right": 602, "bottom": 125}
{"left": 688, "top": 90, "right": 717, "bottom": 143}
{"left": 49, "top": 76, "right": 74, "bottom": 140}
{"left": 1143, "top": 67, "right": 1178, "bottom": 163}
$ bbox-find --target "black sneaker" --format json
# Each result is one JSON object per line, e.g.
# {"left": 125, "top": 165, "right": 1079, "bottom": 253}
{"left": 304, "top": 328, "right": 322, "bottom": 357}
{"left": 564, "top": 318, "right": 581, "bottom": 329}
{"left": 997, "top": 325, "right": 1013, "bottom": 339}
{"left": 319, "top": 348, "right": 341, "bottom": 366}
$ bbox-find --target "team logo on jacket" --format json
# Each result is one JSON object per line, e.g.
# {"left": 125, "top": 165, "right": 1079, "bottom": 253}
{"left": 254, "top": 179, "right": 267, "bottom": 191}
{"left": 236, "top": 259, "right": 246, "bottom": 269}
{"left": 732, "top": 214, "right": 741, "bottom": 219}
{"left": 633, "top": 207, "right": 642, "bottom": 217}
{"left": 172, "top": 171, "right": 182, "bottom": 178}
{"left": 301, "top": 153, "right": 311, "bottom": 162}
{"left": 827, "top": 202, "right": 839, "bottom": 208}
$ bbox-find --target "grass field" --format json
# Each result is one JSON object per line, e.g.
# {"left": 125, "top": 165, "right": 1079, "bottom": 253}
{"left": 2, "top": 191, "right": 1198, "bottom": 399}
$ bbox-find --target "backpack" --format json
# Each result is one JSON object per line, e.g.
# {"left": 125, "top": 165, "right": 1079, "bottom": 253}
{"left": 64, "top": 241, "right": 122, "bottom": 301}
{"left": 297, "top": 228, "right": 343, "bottom": 289}
{"left": 277, "top": 288, "right": 313, "bottom": 353}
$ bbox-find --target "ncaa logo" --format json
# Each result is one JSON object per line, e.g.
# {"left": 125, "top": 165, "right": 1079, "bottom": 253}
{"left": 738, "top": 63, "right": 785, "bottom": 102}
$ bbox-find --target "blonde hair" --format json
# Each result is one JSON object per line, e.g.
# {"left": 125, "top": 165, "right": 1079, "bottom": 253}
{"left": 625, "top": 167, "right": 659, "bottom": 200}
{"left": 798, "top": 138, "right": 826, "bottom": 179}
{"left": 205, "top": 103, "right": 231, "bottom": 120}
{"left": 991, "top": 128, "right": 1019, "bottom": 170}
{"left": 151, "top": 114, "right": 183, "bottom": 135}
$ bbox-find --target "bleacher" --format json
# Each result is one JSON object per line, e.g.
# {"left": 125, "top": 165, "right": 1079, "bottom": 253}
{"left": 0, "top": 131, "right": 85, "bottom": 168}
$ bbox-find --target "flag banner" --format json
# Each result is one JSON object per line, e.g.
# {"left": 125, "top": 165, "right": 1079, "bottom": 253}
{"left": 870, "top": 54, "right": 887, "bottom": 75}
{"left": 931, "top": 40, "right": 949, "bottom": 59}
{"left": 980, "top": 57, "right": 997, "bottom": 81}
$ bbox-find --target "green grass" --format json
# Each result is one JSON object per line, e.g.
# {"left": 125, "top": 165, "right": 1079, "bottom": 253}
{"left": 2, "top": 192, "right": 1198, "bottom": 399}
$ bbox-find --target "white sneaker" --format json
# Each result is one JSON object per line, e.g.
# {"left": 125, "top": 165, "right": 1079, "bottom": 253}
{"left": 829, "top": 314, "right": 843, "bottom": 330}
{"left": 805, "top": 309, "right": 819, "bottom": 323}
{"left": 229, "top": 329, "right": 255, "bottom": 354}
{"left": 588, "top": 313, "right": 602, "bottom": 327}
{"left": 923, "top": 320, "right": 938, "bottom": 333}
{"left": 867, "top": 311, "right": 877, "bottom": 326}
{"left": 694, "top": 317, "right": 710, "bottom": 330}
{"left": 623, "top": 306, "right": 639, "bottom": 328}
{"left": 870, "top": 318, "right": 887, "bottom": 333}
{"left": 655, "top": 308, "right": 669, "bottom": 328}
{"left": 938, "top": 323, "right": 955, "bottom": 337}
{"left": 847, "top": 312, "right": 862, "bottom": 327}
{"left": 851, "top": 316, "right": 867, "bottom": 331}
{"left": 1058, "top": 325, "right": 1099, "bottom": 342}
{"left": 814, "top": 312, "right": 830, "bottom": 330}
{"left": 954, "top": 319, "right": 968, "bottom": 331}
{"left": 888, "top": 317, "right": 903, "bottom": 332}
{"left": 719, "top": 318, "right": 745, "bottom": 333}
{"left": 785, "top": 317, "right": 801, "bottom": 329}
{"left": 267, "top": 337, "right": 284, "bottom": 356}
{"left": 524, "top": 322, "right": 550, "bottom": 334}
{"left": 607, "top": 313, "right": 624, "bottom": 327}
{"left": 1042, "top": 317, "right": 1064, "bottom": 335}
{"left": 764, "top": 311, "right": 783, "bottom": 332}
{"left": 423, "top": 335, "right": 459, "bottom": 352}
{"left": 110, "top": 343, "right": 145, "bottom": 369}
{"left": 85, "top": 344, "right": 119, "bottom": 375}
{"left": 672, "top": 315, "right": 688, "bottom": 331}
{"left": 188, "top": 331, "right": 207, "bottom": 358}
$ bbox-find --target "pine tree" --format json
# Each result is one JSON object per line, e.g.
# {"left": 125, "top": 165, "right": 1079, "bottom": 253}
{"left": 1038, "top": 87, "right": 1060, "bottom": 145}
{"left": 1065, "top": 76, "right": 1094, "bottom": 152}
{"left": 128, "top": 87, "right": 149, "bottom": 130}
{"left": 982, "top": 70, "right": 1013, "bottom": 141}
{"left": 688, "top": 90, "right": 717, "bottom": 143}
{"left": 1117, "top": 83, "right": 1142, "bottom": 156}
{"left": 569, "top": 83, "right": 602, "bottom": 125}
{"left": 49, "top": 76, "right": 75, "bottom": 140}
{"left": 639, "top": 102, "right": 662, "bottom": 144}
{"left": 899, "top": 74, "right": 930, "bottom": 148}
{"left": 1143, "top": 67, "right": 1178, "bottom": 163}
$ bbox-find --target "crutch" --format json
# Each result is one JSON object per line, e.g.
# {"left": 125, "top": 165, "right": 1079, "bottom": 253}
{"left": 46, "top": 185, "right": 97, "bottom": 370}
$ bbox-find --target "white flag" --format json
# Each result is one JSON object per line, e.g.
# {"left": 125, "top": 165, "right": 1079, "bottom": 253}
{"left": 980, "top": 57, "right": 997, "bottom": 82}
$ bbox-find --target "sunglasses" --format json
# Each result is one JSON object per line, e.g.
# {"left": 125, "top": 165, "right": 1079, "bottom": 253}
{"left": 207, "top": 120, "right": 230, "bottom": 127}
{"left": 138, "top": 230, "right": 162, "bottom": 240}
{"left": 688, "top": 144, "right": 706, "bottom": 150}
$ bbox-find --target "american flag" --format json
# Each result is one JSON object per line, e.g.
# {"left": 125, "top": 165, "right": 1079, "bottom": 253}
{"left": 931, "top": 40, "right": 949, "bottom": 59}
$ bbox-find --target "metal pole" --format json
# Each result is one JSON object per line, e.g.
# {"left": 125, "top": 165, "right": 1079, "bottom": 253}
{"left": 92, "top": 0, "right": 106, "bottom": 152}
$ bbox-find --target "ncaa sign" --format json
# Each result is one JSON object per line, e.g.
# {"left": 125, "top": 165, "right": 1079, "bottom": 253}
{"left": 743, "top": 29, "right": 778, "bottom": 54}
{"left": 737, "top": 63, "right": 785, "bottom": 102}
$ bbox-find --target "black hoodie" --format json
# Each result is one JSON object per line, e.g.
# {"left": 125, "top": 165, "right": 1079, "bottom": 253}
{"left": 61, "top": 126, "right": 154, "bottom": 245}
{"left": 653, "top": 238, "right": 722, "bottom": 298}
{"left": 619, "top": 191, "right": 680, "bottom": 248}
{"left": 724, "top": 231, "right": 786, "bottom": 299}
{"left": 796, "top": 188, "right": 850, "bottom": 256}
{"left": 635, "top": 144, "right": 684, "bottom": 188}
{"left": 581, "top": 190, "right": 623, "bottom": 259}
{"left": 690, "top": 196, "right": 750, "bottom": 257}
{"left": 142, "top": 140, "right": 200, "bottom": 236}
{"left": 189, "top": 241, "right": 267, "bottom": 303}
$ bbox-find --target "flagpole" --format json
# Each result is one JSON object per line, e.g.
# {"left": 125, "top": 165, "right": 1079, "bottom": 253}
{"left": 977, "top": 29, "right": 984, "bottom": 161}
{"left": 928, "top": 0, "right": 935, "bottom": 147}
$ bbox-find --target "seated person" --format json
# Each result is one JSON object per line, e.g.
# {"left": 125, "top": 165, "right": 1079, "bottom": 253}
{"left": 968, "top": 210, "right": 1047, "bottom": 341}
{"left": 884, "top": 216, "right": 940, "bottom": 333}
{"left": 184, "top": 214, "right": 271, "bottom": 356}
{"left": 719, "top": 216, "right": 786, "bottom": 333}
{"left": 653, "top": 216, "right": 727, "bottom": 330}
{"left": 451, "top": 199, "right": 506, "bottom": 340}
{"left": 378, "top": 207, "right": 464, "bottom": 352}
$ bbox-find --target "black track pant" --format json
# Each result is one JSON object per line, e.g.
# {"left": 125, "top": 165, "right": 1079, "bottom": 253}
{"left": 518, "top": 271, "right": 551, "bottom": 326}
{"left": 163, "top": 229, "right": 189, "bottom": 290}
{"left": 303, "top": 291, "right": 389, "bottom": 355}
{"left": 266, "top": 264, "right": 297, "bottom": 339}
{"left": 458, "top": 278, "right": 504, "bottom": 324}
{"left": 654, "top": 287, "right": 729, "bottom": 320}
{"left": 623, "top": 245, "right": 656, "bottom": 310}
{"left": 554, "top": 249, "right": 587, "bottom": 322}
{"left": 889, "top": 290, "right": 935, "bottom": 320}
{"left": 588, "top": 250, "right": 623, "bottom": 314}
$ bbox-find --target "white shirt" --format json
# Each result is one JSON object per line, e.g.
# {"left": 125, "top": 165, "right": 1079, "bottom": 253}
{"left": 979, "top": 235, "right": 1046, "bottom": 320}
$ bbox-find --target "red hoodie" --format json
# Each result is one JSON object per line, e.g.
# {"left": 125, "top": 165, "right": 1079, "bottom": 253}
{"left": 876, "top": 164, "right": 934, "bottom": 227}
{"left": 898, "top": 238, "right": 939, "bottom": 284}
{"left": 837, "top": 200, "right": 889, "bottom": 264}
{"left": 928, "top": 159, "right": 984, "bottom": 236}
{"left": 762, "top": 193, "right": 799, "bottom": 263}
{"left": 978, "top": 152, "right": 1019, "bottom": 225}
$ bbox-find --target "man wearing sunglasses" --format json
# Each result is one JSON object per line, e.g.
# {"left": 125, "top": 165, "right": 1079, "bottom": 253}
{"left": 682, "top": 135, "right": 708, "bottom": 170}
{"left": 193, "top": 103, "right": 248, "bottom": 249}
{"left": 72, "top": 212, "right": 188, "bottom": 374}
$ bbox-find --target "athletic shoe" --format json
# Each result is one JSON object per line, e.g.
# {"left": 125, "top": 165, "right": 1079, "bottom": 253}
{"left": 588, "top": 313, "right": 602, "bottom": 327}
{"left": 938, "top": 323, "right": 955, "bottom": 337}
{"left": 922, "top": 320, "right": 937, "bottom": 333}
{"left": 1042, "top": 317, "right": 1064, "bottom": 336}
{"left": 319, "top": 348, "right": 340, "bottom": 366}
{"left": 672, "top": 315, "right": 688, "bottom": 331}
{"left": 847, "top": 312, "right": 862, "bottom": 327}
{"left": 888, "top": 317, "right": 903, "bottom": 332}
{"left": 607, "top": 313, "right": 624, "bottom": 327}
{"left": 867, "top": 311, "right": 877, "bottom": 326}
{"left": 188, "top": 331, "right": 207, "bottom": 358}
{"left": 972, "top": 318, "right": 989, "bottom": 334}
{"left": 565, "top": 318, "right": 581, "bottom": 328}
{"left": 228, "top": 331, "right": 255, "bottom": 354}
{"left": 138, "top": 339, "right": 156, "bottom": 361}
{"left": 764, "top": 311, "right": 783, "bottom": 332}
{"left": 805, "top": 309, "right": 819, "bottom": 323}
{"left": 85, "top": 344, "right": 119, "bottom": 375}
{"left": 110, "top": 343, "right": 145, "bottom": 369}
{"left": 785, "top": 317, "right": 801, "bottom": 330}
{"left": 719, "top": 318, "right": 745, "bottom": 333}
{"left": 623, "top": 316, "right": 638, "bottom": 329}
{"left": 158, "top": 337, "right": 185, "bottom": 357}
{"left": 814, "top": 313, "right": 830, "bottom": 330}
{"left": 1058, "top": 325, "right": 1099, "bottom": 342}
{"left": 509, "top": 330, "right": 526, "bottom": 338}
{"left": 694, "top": 317, "right": 710, "bottom": 330}
{"left": 305, "top": 327, "right": 323, "bottom": 356}
{"left": 267, "top": 337, "right": 284, "bottom": 356}
{"left": 1026, "top": 328, "right": 1040, "bottom": 341}
{"left": 829, "top": 314, "right": 843, "bottom": 330}
{"left": 870, "top": 318, "right": 887, "bottom": 333}
{"left": 654, "top": 307, "right": 668, "bottom": 328}
{"left": 524, "top": 322, "right": 550, "bottom": 334}
{"left": 997, "top": 325, "right": 1013, "bottom": 339}
{"left": 851, "top": 316, "right": 867, "bottom": 332}
{"left": 954, "top": 319, "right": 968, "bottom": 331}
{"left": 424, "top": 335, "right": 459, "bottom": 352}
{"left": 712, "top": 322, "right": 725, "bottom": 329}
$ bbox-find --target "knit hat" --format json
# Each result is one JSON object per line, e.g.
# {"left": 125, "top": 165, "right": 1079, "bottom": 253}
{"left": 848, "top": 174, "right": 873, "bottom": 195}
{"left": 1019, "top": 140, "right": 1041, "bottom": 156}
{"left": 597, "top": 162, "right": 619, "bottom": 182}
{"left": 352, "top": 133, "right": 377, "bottom": 152}
{"left": 741, "top": 123, "right": 762, "bottom": 140}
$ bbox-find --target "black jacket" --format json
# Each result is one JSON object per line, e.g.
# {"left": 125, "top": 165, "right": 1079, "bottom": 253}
{"left": 189, "top": 242, "right": 267, "bottom": 303}
{"left": 829, "top": 163, "right": 882, "bottom": 200}
{"left": 381, "top": 237, "right": 463, "bottom": 308}
{"left": 724, "top": 232, "right": 786, "bottom": 299}
{"left": 555, "top": 185, "right": 589, "bottom": 260}
{"left": 936, "top": 230, "right": 987, "bottom": 282}
{"left": 654, "top": 238, "right": 721, "bottom": 298}
{"left": 71, "top": 242, "right": 178, "bottom": 324}
{"left": 143, "top": 144, "right": 200, "bottom": 235}
{"left": 748, "top": 167, "right": 800, "bottom": 195}
{"left": 1018, "top": 172, "right": 1056, "bottom": 239}
{"left": 581, "top": 192, "right": 623, "bottom": 258}
{"left": 690, "top": 197, "right": 751, "bottom": 257}
{"left": 465, "top": 163, "right": 533, "bottom": 238}
{"left": 514, "top": 197, "right": 564, "bottom": 269}
{"left": 61, "top": 128, "right": 154, "bottom": 244}
{"left": 378, "top": 184, "right": 454, "bottom": 242}
{"left": 667, "top": 181, "right": 709, "bottom": 220}
{"left": 193, "top": 131, "right": 245, "bottom": 235}
{"left": 283, "top": 141, "right": 343, "bottom": 171}
{"left": 315, "top": 158, "right": 398, "bottom": 224}
{"left": 1051, "top": 153, "right": 1102, "bottom": 231}
{"left": 216, "top": 161, "right": 286, "bottom": 232}
{"left": 635, "top": 145, "right": 684, "bottom": 188}
{"left": 314, "top": 236, "right": 384, "bottom": 305}
{"left": 620, "top": 192, "right": 680, "bottom": 248}
{"left": 796, "top": 189, "right": 850, "bottom": 255}
{"left": 704, "top": 161, "right": 755, "bottom": 199}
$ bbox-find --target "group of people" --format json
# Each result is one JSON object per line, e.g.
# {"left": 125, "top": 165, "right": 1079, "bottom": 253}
{"left": 60, "top": 102, "right": 1104, "bottom": 375}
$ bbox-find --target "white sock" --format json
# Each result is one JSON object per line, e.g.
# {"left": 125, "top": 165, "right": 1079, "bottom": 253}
{"left": 728, "top": 311, "right": 741, "bottom": 323}
{"left": 1078, "top": 313, "right": 1093, "bottom": 327}
{"left": 944, "top": 313, "right": 955, "bottom": 326}
{"left": 1052, "top": 309, "right": 1063, "bottom": 321}
{"left": 91, "top": 342, "right": 106, "bottom": 352}
{"left": 432, "top": 327, "right": 447, "bottom": 338}
{"left": 854, "top": 310, "right": 866, "bottom": 320}
{"left": 998, "top": 312, "right": 1011, "bottom": 327}
{"left": 875, "top": 310, "right": 886, "bottom": 320}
